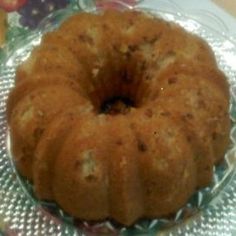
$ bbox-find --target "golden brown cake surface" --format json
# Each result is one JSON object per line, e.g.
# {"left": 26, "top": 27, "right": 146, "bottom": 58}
{"left": 7, "top": 9, "right": 230, "bottom": 225}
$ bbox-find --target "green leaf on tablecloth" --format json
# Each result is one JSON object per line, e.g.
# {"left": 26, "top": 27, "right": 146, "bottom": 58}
{"left": 6, "top": 25, "right": 29, "bottom": 43}
{"left": 0, "top": 49, "right": 6, "bottom": 64}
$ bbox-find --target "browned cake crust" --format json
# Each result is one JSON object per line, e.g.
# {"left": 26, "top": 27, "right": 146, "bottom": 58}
{"left": 7, "top": 10, "right": 230, "bottom": 225}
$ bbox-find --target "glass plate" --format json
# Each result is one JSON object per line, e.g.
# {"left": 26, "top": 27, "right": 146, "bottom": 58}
{"left": 1, "top": 2, "right": 236, "bottom": 236}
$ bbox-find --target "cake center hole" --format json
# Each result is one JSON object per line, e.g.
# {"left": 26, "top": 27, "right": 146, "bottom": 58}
{"left": 100, "top": 96, "right": 135, "bottom": 115}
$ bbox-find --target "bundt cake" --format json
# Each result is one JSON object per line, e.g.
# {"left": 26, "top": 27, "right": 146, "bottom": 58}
{"left": 6, "top": 9, "right": 230, "bottom": 225}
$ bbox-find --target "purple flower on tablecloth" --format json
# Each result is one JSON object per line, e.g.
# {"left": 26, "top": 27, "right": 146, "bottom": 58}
{"left": 17, "top": 0, "right": 70, "bottom": 29}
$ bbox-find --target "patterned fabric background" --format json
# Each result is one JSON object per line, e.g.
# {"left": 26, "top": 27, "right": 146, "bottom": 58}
{"left": 0, "top": 0, "right": 139, "bottom": 62}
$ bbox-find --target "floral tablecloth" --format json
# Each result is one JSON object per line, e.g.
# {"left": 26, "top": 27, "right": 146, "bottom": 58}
{"left": 0, "top": 0, "right": 140, "bottom": 63}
